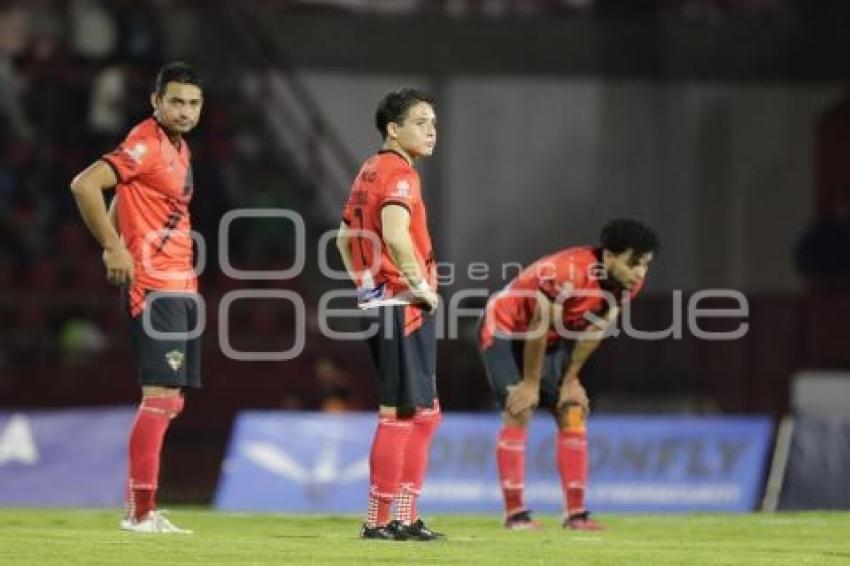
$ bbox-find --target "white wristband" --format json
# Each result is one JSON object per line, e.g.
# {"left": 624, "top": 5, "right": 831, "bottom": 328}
{"left": 414, "top": 280, "right": 430, "bottom": 293}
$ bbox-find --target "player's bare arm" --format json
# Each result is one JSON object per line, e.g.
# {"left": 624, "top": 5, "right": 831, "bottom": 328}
{"left": 336, "top": 221, "right": 357, "bottom": 284}
{"left": 107, "top": 192, "right": 120, "bottom": 233}
{"left": 70, "top": 160, "right": 134, "bottom": 285}
{"left": 558, "top": 305, "right": 620, "bottom": 414}
{"left": 505, "top": 292, "right": 562, "bottom": 416}
{"left": 381, "top": 204, "right": 439, "bottom": 312}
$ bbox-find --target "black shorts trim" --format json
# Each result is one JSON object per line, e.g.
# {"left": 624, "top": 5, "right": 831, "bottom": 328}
{"left": 365, "top": 306, "right": 437, "bottom": 409}
{"left": 126, "top": 290, "right": 202, "bottom": 389}
{"left": 380, "top": 200, "right": 412, "bottom": 214}
{"left": 100, "top": 157, "right": 124, "bottom": 184}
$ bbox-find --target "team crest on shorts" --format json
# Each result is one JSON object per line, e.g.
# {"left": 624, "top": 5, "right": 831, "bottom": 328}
{"left": 165, "top": 349, "right": 184, "bottom": 371}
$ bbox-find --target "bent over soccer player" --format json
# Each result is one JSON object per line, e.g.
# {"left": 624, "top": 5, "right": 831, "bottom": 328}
{"left": 337, "top": 88, "right": 443, "bottom": 541}
{"left": 478, "top": 219, "right": 658, "bottom": 531}
{"left": 70, "top": 62, "right": 203, "bottom": 534}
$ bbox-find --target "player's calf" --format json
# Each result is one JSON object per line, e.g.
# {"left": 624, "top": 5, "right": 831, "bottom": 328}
{"left": 556, "top": 402, "right": 592, "bottom": 522}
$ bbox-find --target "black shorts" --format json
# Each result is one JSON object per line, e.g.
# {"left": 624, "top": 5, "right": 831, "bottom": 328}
{"left": 127, "top": 290, "right": 202, "bottom": 389}
{"left": 479, "top": 329, "right": 573, "bottom": 411}
{"left": 365, "top": 305, "right": 437, "bottom": 409}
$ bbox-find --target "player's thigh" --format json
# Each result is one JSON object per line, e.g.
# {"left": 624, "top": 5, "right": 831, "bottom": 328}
{"left": 128, "top": 292, "right": 200, "bottom": 388}
{"left": 367, "top": 305, "right": 436, "bottom": 409}
{"left": 365, "top": 307, "right": 402, "bottom": 403}
{"left": 184, "top": 296, "right": 202, "bottom": 389}
{"left": 479, "top": 336, "right": 523, "bottom": 409}
{"left": 539, "top": 342, "right": 571, "bottom": 410}
{"left": 401, "top": 309, "right": 437, "bottom": 404}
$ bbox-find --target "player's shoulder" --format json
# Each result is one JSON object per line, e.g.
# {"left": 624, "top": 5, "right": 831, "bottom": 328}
{"left": 363, "top": 152, "right": 419, "bottom": 202}
{"left": 373, "top": 151, "right": 417, "bottom": 180}
{"left": 537, "top": 245, "right": 599, "bottom": 286}
{"left": 560, "top": 245, "right": 598, "bottom": 265}
{"left": 119, "top": 117, "right": 162, "bottom": 154}
{"left": 545, "top": 245, "right": 597, "bottom": 269}
{"left": 355, "top": 152, "right": 411, "bottom": 184}
{"left": 123, "top": 117, "right": 159, "bottom": 142}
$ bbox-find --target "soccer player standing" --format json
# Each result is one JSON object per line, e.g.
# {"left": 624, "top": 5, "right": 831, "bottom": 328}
{"left": 70, "top": 62, "right": 203, "bottom": 534}
{"left": 337, "top": 88, "right": 443, "bottom": 541}
{"left": 479, "top": 219, "right": 658, "bottom": 531}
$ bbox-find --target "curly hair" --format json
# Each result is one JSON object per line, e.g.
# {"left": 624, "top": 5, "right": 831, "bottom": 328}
{"left": 600, "top": 219, "right": 660, "bottom": 256}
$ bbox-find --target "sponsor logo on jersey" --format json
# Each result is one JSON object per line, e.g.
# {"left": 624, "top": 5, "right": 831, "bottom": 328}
{"left": 124, "top": 142, "right": 148, "bottom": 164}
{"left": 393, "top": 179, "right": 410, "bottom": 197}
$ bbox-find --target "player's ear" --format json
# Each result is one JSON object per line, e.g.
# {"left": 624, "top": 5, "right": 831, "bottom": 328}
{"left": 386, "top": 121, "right": 399, "bottom": 140}
{"left": 150, "top": 91, "right": 159, "bottom": 112}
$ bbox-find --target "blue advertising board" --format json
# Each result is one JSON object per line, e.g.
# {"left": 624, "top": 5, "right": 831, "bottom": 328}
{"left": 215, "top": 412, "right": 773, "bottom": 513}
{"left": 0, "top": 408, "right": 135, "bottom": 507}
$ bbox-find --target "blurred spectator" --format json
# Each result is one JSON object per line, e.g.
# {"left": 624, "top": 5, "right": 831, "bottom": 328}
{"left": 316, "top": 356, "right": 357, "bottom": 412}
{"left": 88, "top": 64, "right": 128, "bottom": 136}
{"left": 291, "top": 0, "right": 420, "bottom": 14}
{"left": 0, "top": 4, "right": 34, "bottom": 141}
{"left": 114, "top": 2, "right": 162, "bottom": 64}
{"left": 59, "top": 317, "right": 107, "bottom": 366}
{"left": 796, "top": 207, "right": 850, "bottom": 281}
{"left": 70, "top": 0, "right": 118, "bottom": 60}
{"left": 10, "top": 299, "right": 51, "bottom": 364}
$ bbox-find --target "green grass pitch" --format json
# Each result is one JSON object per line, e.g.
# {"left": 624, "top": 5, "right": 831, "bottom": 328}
{"left": 1, "top": 509, "right": 848, "bottom": 565}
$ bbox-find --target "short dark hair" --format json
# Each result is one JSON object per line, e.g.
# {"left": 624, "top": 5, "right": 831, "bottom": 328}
{"left": 375, "top": 88, "right": 435, "bottom": 139}
{"left": 155, "top": 62, "right": 202, "bottom": 96}
{"left": 600, "top": 219, "right": 659, "bottom": 257}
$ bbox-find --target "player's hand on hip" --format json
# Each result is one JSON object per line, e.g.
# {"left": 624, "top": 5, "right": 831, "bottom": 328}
{"left": 506, "top": 380, "right": 539, "bottom": 416}
{"left": 419, "top": 288, "right": 440, "bottom": 313}
{"left": 103, "top": 243, "right": 135, "bottom": 286}
{"left": 559, "top": 377, "right": 589, "bottom": 416}
{"left": 411, "top": 282, "right": 440, "bottom": 314}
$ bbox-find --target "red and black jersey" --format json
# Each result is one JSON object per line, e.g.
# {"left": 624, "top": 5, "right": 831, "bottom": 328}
{"left": 342, "top": 150, "right": 436, "bottom": 303}
{"left": 480, "top": 246, "right": 643, "bottom": 348}
{"left": 102, "top": 117, "right": 195, "bottom": 315}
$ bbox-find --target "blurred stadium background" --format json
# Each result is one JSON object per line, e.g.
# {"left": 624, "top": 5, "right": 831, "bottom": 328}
{"left": 1, "top": 0, "right": 849, "bottom": 513}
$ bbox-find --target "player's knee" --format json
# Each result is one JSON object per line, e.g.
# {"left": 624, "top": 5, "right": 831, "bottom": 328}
{"left": 396, "top": 405, "right": 417, "bottom": 420}
{"left": 378, "top": 405, "right": 418, "bottom": 420}
{"left": 556, "top": 402, "right": 586, "bottom": 432}
{"left": 415, "top": 404, "right": 441, "bottom": 426}
{"left": 141, "top": 394, "right": 184, "bottom": 419}
{"left": 503, "top": 408, "right": 532, "bottom": 428}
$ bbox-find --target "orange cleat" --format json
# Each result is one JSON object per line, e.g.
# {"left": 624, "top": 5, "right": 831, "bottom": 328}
{"left": 563, "top": 511, "right": 604, "bottom": 531}
{"left": 504, "top": 510, "right": 542, "bottom": 531}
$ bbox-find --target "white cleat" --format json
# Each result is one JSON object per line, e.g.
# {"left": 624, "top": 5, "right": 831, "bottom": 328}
{"left": 120, "top": 510, "right": 193, "bottom": 534}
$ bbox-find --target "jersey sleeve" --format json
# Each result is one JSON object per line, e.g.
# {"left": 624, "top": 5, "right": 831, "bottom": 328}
{"left": 379, "top": 170, "right": 421, "bottom": 213}
{"left": 101, "top": 129, "right": 156, "bottom": 183}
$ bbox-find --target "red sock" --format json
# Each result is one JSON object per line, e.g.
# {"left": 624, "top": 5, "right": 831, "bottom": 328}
{"left": 497, "top": 425, "right": 528, "bottom": 516}
{"left": 126, "top": 395, "right": 184, "bottom": 521}
{"left": 396, "top": 404, "right": 441, "bottom": 524}
{"left": 366, "top": 415, "right": 413, "bottom": 527}
{"left": 557, "top": 429, "right": 588, "bottom": 516}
